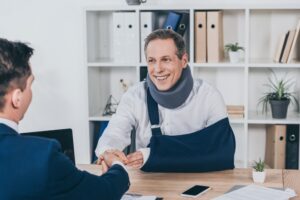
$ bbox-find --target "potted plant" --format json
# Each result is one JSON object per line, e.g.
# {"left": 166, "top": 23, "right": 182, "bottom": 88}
{"left": 224, "top": 42, "right": 244, "bottom": 63}
{"left": 258, "top": 72, "right": 299, "bottom": 119}
{"left": 252, "top": 158, "right": 266, "bottom": 183}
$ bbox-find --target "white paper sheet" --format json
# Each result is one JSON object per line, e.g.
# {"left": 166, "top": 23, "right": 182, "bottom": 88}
{"left": 121, "top": 193, "right": 157, "bottom": 200}
{"left": 213, "top": 184, "right": 296, "bottom": 200}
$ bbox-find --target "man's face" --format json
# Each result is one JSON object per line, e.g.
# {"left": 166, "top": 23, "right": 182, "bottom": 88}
{"left": 19, "top": 75, "right": 34, "bottom": 120}
{"left": 146, "top": 38, "right": 188, "bottom": 91}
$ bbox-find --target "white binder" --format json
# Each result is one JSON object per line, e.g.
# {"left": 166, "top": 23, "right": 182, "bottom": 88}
{"left": 113, "top": 12, "right": 125, "bottom": 62}
{"left": 123, "top": 12, "right": 138, "bottom": 63}
{"left": 140, "top": 12, "right": 153, "bottom": 63}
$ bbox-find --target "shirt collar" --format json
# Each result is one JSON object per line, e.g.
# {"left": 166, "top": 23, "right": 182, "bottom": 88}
{"left": 0, "top": 118, "right": 19, "bottom": 133}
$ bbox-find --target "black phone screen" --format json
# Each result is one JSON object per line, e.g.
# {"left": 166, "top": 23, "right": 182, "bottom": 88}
{"left": 182, "top": 185, "right": 210, "bottom": 196}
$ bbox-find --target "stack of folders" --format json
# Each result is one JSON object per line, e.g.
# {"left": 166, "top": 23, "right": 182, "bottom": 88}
{"left": 113, "top": 12, "right": 138, "bottom": 63}
{"left": 274, "top": 19, "right": 300, "bottom": 63}
{"left": 195, "top": 10, "right": 224, "bottom": 63}
{"left": 140, "top": 11, "right": 189, "bottom": 63}
{"left": 227, "top": 105, "right": 244, "bottom": 119}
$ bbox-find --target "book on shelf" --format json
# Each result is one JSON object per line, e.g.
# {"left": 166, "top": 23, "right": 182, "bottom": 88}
{"left": 226, "top": 105, "right": 244, "bottom": 111}
{"left": 265, "top": 124, "right": 286, "bottom": 169}
{"left": 278, "top": 31, "right": 290, "bottom": 63}
{"left": 228, "top": 110, "right": 244, "bottom": 114}
{"left": 227, "top": 105, "right": 244, "bottom": 112}
{"left": 228, "top": 110, "right": 244, "bottom": 115}
{"left": 287, "top": 20, "right": 300, "bottom": 63}
{"left": 228, "top": 113, "right": 244, "bottom": 119}
{"left": 281, "top": 29, "right": 296, "bottom": 63}
{"left": 275, "top": 19, "right": 300, "bottom": 63}
{"left": 227, "top": 105, "right": 244, "bottom": 119}
{"left": 274, "top": 33, "right": 287, "bottom": 63}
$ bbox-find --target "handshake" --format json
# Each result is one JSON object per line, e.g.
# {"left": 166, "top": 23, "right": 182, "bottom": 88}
{"left": 97, "top": 149, "right": 143, "bottom": 173}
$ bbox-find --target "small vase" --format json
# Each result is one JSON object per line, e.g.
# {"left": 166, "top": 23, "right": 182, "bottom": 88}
{"left": 252, "top": 170, "right": 266, "bottom": 183}
{"left": 269, "top": 99, "right": 290, "bottom": 119}
{"left": 229, "top": 51, "right": 240, "bottom": 63}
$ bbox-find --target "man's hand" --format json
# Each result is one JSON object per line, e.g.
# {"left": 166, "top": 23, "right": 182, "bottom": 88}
{"left": 96, "top": 149, "right": 128, "bottom": 173}
{"left": 127, "top": 151, "right": 144, "bottom": 168}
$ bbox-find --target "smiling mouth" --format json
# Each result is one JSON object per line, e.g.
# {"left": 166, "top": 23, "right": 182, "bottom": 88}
{"left": 154, "top": 75, "right": 169, "bottom": 81}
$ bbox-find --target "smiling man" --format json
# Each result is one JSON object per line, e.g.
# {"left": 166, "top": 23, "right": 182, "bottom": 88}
{"left": 96, "top": 29, "right": 234, "bottom": 171}
{"left": 146, "top": 36, "right": 188, "bottom": 91}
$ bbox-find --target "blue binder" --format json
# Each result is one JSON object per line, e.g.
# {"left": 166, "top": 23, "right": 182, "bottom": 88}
{"left": 163, "top": 11, "right": 182, "bottom": 31}
{"left": 92, "top": 121, "right": 109, "bottom": 162}
{"left": 176, "top": 12, "right": 189, "bottom": 36}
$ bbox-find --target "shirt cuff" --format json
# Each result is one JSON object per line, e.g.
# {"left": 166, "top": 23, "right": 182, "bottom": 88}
{"left": 112, "top": 160, "right": 128, "bottom": 173}
{"left": 138, "top": 147, "right": 150, "bottom": 168}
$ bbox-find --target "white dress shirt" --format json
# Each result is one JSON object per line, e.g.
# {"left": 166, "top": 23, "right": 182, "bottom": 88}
{"left": 95, "top": 79, "right": 227, "bottom": 165}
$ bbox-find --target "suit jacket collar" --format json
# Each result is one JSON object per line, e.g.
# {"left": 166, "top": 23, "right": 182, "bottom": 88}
{"left": 0, "top": 123, "right": 18, "bottom": 135}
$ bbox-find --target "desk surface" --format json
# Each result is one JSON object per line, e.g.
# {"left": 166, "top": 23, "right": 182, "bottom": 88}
{"left": 77, "top": 165, "right": 299, "bottom": 200}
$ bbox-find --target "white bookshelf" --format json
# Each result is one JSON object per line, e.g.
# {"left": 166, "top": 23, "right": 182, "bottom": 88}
{"left": 84, "top": 5, "right": 300, "bottom": 168}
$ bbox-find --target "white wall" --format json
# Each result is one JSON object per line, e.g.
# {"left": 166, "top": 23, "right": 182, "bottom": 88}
{"left": 1, "top": 0, "right": 85, "bottom": 163}
{"left": 0, "top": 0, "right": 132, "bottom": 164}
{"left": 1, "top": 0, "right": 299, "bottom": 164}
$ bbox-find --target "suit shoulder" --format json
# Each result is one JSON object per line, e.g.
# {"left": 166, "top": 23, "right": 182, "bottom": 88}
{"left": 19, "top": 135, "right": 61, "bottom": 152}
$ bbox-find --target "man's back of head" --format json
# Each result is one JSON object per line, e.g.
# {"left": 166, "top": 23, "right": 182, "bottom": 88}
{"left": 0, "top": 38, "right": 34, "bottom": 121}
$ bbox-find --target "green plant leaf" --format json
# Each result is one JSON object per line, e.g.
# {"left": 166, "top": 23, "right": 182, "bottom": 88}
{"left": 257, "top": 71, "right": 299, "bottom": 114}
{"left": 224, "top": 42, "right": 244, "bottom": 52}
{"left": 253, "top": 158, "right": 265, "bottom": 172}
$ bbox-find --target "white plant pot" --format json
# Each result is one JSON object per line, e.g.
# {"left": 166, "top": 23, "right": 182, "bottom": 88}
{"left": 229, "top": 51, "right": 240, "bottom": 63}
{"left": 252, "top": 170, "right": 266, "bottom": 183}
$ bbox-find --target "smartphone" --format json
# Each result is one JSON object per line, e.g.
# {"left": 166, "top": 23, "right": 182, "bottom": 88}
{"left": 181, "top": 185, "right": 211, "bottom": 198}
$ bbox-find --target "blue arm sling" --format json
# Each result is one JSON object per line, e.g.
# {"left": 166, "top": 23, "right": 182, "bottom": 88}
{"left": 141, "top": 89, "right": 236, "bottom": 172}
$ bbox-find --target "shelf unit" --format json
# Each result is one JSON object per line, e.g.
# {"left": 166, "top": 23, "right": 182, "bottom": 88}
{"left": 84, "top": 5, "right": 300, "bottom": 168}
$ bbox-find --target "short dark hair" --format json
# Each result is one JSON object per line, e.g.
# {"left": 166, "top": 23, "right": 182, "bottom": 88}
{"left": 144, "top": 29, "right": 186, "bottom": 59}
{"left": 0, "top": 38, "right": 33, "bottom": 110}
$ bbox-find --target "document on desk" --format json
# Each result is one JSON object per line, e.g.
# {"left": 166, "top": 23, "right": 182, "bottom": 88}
{"left": 121, "top": 194, "right": 157, "bottom": 200}
{"left": 213, "top": 184, "right": 296, "bottom": 200}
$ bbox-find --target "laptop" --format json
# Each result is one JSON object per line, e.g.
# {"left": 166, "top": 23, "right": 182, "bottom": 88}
{"left": 21, "top": 128, "right": 75, "bottom": 164}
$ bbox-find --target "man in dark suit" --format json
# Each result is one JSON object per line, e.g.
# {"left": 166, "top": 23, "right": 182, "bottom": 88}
{"left": 0, "top": 38, "right": 130, "bottom": 200}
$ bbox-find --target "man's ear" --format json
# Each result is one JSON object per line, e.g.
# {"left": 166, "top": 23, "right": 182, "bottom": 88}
{"left": 181, "top": 53, "right": 189, "bottom": 68}
{"left": 11, "top": 89, "right": 23, "bottom": 108}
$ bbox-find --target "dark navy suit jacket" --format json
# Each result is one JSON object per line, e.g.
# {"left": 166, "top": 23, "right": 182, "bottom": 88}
{"left": 0, "top": 123, "right": 130, "bottom": 200}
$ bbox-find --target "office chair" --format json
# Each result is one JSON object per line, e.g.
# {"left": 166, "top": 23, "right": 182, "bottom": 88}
{"left": 21, "top": 128, "right": 75, "bottom": 164}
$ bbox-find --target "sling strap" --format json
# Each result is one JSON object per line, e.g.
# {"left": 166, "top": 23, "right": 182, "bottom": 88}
{"left": 147, "top": 88, "right": 163, "bottom": 136}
